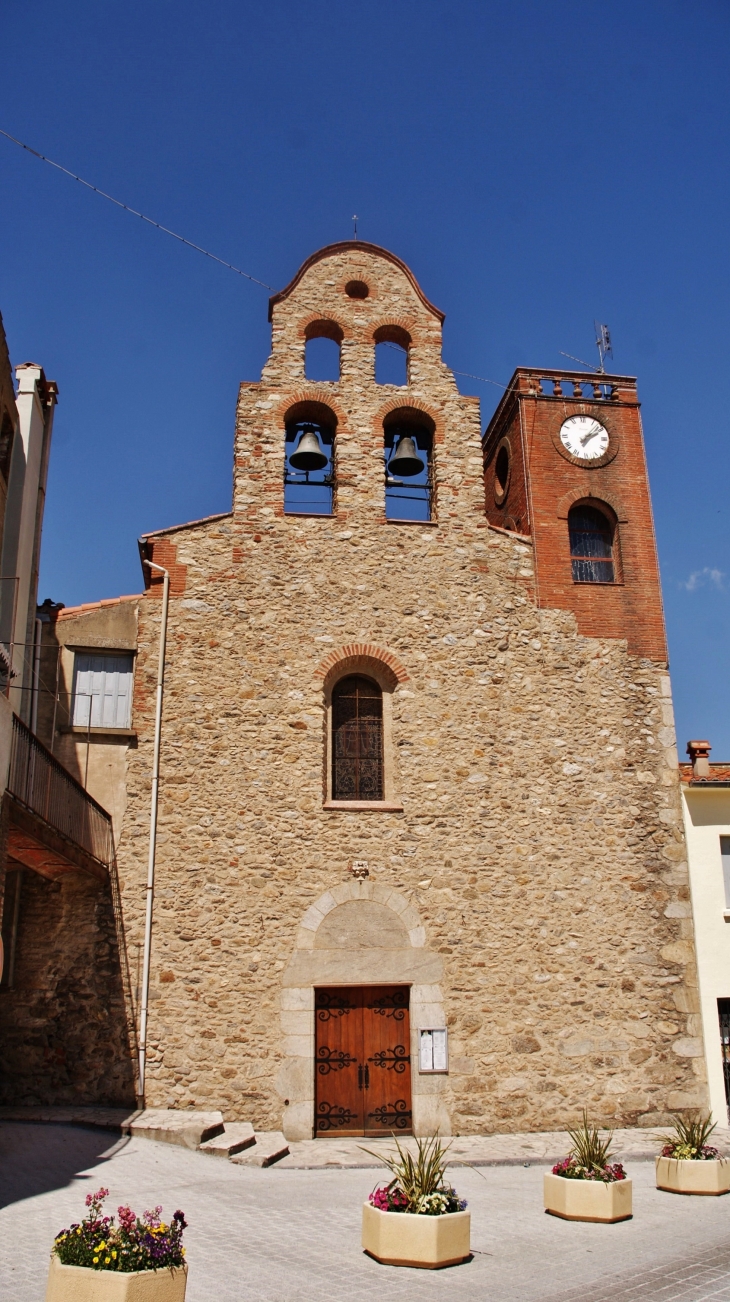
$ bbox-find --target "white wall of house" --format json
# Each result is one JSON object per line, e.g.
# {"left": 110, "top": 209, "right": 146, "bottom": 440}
{"left": 682, "top": 787, "right": 730, "bottom": 1125}
{"left": 1, "top": 363, "right": 56, "bottom": 714}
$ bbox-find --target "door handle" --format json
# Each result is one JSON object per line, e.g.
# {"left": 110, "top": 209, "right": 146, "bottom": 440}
{"left": 358, "top": 1064, "right": 363, "bottom": 1090}
{"left": 364, "top": 1064, "right": 370, "bottom": 1089}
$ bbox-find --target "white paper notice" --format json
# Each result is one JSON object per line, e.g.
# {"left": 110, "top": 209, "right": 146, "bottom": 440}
{"left": 432, "top": 1029, "right": 448, "bottom": 1072}
{"left": 419, "top": 1028, "right": 448, "bottom": 1072}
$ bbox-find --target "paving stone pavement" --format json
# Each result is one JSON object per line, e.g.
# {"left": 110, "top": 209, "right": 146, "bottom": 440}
{"left": 3, "top": 1122, "right": 730, "bottom": 1301}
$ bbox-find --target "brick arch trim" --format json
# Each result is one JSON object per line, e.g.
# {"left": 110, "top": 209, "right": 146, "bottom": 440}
{"left": 373, "top": 320, "right": 414, "bottom": 347}
{"left": 302, "top": 316, "right": 346, "bottom": 343}
{"left": 556, "top": 486, "right": 628, "bottom": 522}
{"left": 277, "top": 389, "right": 348, "bottom": 430}
{"left": 268, "top": 241, "right": 445, "bottom": 324}
{"left": 314, "top": 642, "right": 409, "bottom": 689}
{"left": 375, "top": 397, "right": 444, "bottom": 443}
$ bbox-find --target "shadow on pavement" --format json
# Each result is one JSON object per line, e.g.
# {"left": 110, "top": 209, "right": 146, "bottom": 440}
{"left": 0, "top": 1122, "right": 130, "bottom": 1211}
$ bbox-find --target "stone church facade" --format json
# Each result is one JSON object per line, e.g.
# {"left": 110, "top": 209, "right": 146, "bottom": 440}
{"left": 35, "top": 241, "right": 707, "bottom": 1137}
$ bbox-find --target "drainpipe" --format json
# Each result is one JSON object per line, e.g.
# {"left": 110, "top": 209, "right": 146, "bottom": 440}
{"left": 137, "top": 558, "right": 170, "bottom": 1108}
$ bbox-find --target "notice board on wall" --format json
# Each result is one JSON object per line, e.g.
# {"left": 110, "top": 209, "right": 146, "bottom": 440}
{"left": 418, "top": 1027, "right": 448, "bottom": 1073}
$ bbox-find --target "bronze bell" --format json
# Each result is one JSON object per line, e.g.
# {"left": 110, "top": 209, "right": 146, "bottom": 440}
{"left": 289, "top": 427, "right": 328, "bottom": 471}
{"left": 389, "top": 434, "right": 425, "bottom": 476}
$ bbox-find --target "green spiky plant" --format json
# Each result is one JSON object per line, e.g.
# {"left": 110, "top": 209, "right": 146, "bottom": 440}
{"left": 657, "top": 1114, "right": 719, "bottom": 1161}
{"left": 552, "top": 1111, "right": 627, "bottom": 1183}
{"left": 568, "top": 1112, "right": 615, "bottom": 1172}
{"left": 361, "top": 1134, "right": 467, "bottom": 1215}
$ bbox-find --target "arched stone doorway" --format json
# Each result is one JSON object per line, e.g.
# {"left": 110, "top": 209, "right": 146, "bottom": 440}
{"left": 277, "top": 880, "right": 450, "bottom": 1141}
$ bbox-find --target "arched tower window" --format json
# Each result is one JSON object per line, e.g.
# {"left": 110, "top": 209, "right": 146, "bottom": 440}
{"left": 284, "top": 401, "right": 336, "bottom": 517}
{"left": 384, "top": 408, "right": 433, "bottom": 523}
{"left": 304, "top": 320, "right": 343, "bottom": 382}
{"left": 374, "top": 325, "right": 410, "bottom": 387}
{"left": 331, "top": 675, "right": 384, "bottom": 801}
{"left": 569, "top": 504, "right": 616, "bottom": 583}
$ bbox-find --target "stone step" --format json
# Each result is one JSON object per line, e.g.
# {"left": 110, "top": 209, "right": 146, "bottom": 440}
{"left": 125, "top": 1108, "right": 225, "bottom": 1150}
{"left": 231, "top": 1130, "right": 290, "bottom": 1168}
{"left": 198, "top": 1122, "right": 256, "bottom": 1157}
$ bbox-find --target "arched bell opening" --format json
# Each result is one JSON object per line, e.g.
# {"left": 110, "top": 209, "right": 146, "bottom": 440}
{"left": 284, "top": 401, "right": 337, "bottom": 517}
{"left": 383, "top": 407, "right": 434, "bottom": 523}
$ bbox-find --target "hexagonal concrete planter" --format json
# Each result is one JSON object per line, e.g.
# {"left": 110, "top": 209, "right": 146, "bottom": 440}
{"left": 656, "top": 1156, "right": 730, "bottom": 1195}
{"left": 543, "top": 1173, "right": 633, "bottom": 1223}
{"left": 45, "top": 1255, "right": 187, "bottom": 1301}
{"left": 361, "top": 1203, "right": 471, "bottom": 1268}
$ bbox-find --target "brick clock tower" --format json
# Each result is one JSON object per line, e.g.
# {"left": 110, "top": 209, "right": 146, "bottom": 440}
{"left": 482, "top": 369, "right": 666, "bottom": 662}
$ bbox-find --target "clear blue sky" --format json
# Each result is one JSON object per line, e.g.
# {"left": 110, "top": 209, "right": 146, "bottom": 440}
{"left": 1, "top": 1, "right": 728, "bottom": 753}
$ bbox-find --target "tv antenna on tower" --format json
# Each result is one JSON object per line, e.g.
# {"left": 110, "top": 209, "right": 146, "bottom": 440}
{"left": 595, "top": 321, "right": 613, "bottom": 373}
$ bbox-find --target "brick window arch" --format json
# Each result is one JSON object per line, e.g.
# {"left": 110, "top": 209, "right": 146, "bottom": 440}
{"left": 331, "top": 675, "right": 384, "bottom": 801}
{"left": 568, "top": 503, "right": 617, "bottom": 583}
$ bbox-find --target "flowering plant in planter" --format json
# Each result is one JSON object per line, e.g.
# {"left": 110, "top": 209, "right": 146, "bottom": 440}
{"left": 361, "top": 1135, "right": 471, "bottom": 1269}
{"left": 544, "top": 1112, "right": 632, "bottom": 1223}
{"left": 551, "top": 1112, "right": 627, "bottom": 1183}
{"left": 53, "top": 1187, "right": 187, "bottom": 1272}
{"left": 364, "top": 1134, "right": 467, "bottom": 1215}
{"left": 657, "top": 1115, "right": 719, "bottom": 1161}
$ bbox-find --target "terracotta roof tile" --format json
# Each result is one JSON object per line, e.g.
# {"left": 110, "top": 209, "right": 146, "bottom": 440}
{"left": 56, "top": 594, "right": 142, "bottom": 621}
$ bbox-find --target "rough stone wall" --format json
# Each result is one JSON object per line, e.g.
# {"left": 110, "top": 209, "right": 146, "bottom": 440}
{"left": 0, "top": 859, "right": 136, "bottom": 1105}
{"left": 111, "top": 242, "right": 706, "bottom": 1135}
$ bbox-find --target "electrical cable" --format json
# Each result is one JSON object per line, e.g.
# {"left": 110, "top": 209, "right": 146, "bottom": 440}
{"left": 3, "top": 125, "right": 516, "bottom": 385}
{"left": 0, "top": 126, "right": 274, "bottom": 290}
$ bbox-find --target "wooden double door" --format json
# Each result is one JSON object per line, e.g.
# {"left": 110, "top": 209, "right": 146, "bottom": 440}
{"left": 314, "top": 986, "right": 412, "bottom": 1137}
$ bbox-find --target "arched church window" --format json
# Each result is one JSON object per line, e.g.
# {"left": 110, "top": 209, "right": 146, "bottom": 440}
{"left": 331, "top": 675, "right": 384, "bottom": 801}
{"left": 569, "top": 504, "right": 616, "bottom": 583}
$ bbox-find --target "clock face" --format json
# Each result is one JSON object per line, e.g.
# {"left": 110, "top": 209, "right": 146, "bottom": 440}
{"left": 559, "top": 415, "right": 609, "bottom": 461}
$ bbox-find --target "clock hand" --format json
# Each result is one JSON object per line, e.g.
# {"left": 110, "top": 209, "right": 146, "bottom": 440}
{"left": 580, "top": 428, "right": 601, "bottom": 446}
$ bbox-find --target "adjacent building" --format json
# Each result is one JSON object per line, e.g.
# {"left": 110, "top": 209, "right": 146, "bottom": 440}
{"left": 0, "top": 313, "right": 133, "bottom": 1108}
{"left": 680, "top": 740, "right": 730, "bottom": 1125}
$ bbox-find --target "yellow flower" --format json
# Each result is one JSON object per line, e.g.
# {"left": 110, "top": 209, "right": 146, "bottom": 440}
{"left": 112, "top": 1251, "right": 117, "bottom": 1259}
{"left": 93, "top": 1257, "right": 98, "bottom": 1264}
{"left": 105, "top": 1257, "right": 111, "bottom": 1264}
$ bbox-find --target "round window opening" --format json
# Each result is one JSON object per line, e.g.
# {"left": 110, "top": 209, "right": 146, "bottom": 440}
{"left": 494, "top": 443, "right": 510, "bottom": 502}
{"left": 345, "top": 280, "right": 369, "bottom": 299}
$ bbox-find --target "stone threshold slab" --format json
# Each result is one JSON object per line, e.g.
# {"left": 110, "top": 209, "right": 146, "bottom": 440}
{"left": 274, "top": 1126, "right": 730, "bottom": 1170}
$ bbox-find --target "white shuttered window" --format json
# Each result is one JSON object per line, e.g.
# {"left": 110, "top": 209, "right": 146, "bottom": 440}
{"left": 72, "top": 652, "right": 134, "bottom": 729}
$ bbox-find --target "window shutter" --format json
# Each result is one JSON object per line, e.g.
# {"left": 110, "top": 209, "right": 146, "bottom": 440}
{"left": 72, "top": 652, "right": 134, "bottom": 729}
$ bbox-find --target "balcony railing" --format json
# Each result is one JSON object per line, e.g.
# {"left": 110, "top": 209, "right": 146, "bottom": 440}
{"left": 7, "top": 713, "right": 114, "bottom": 867}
